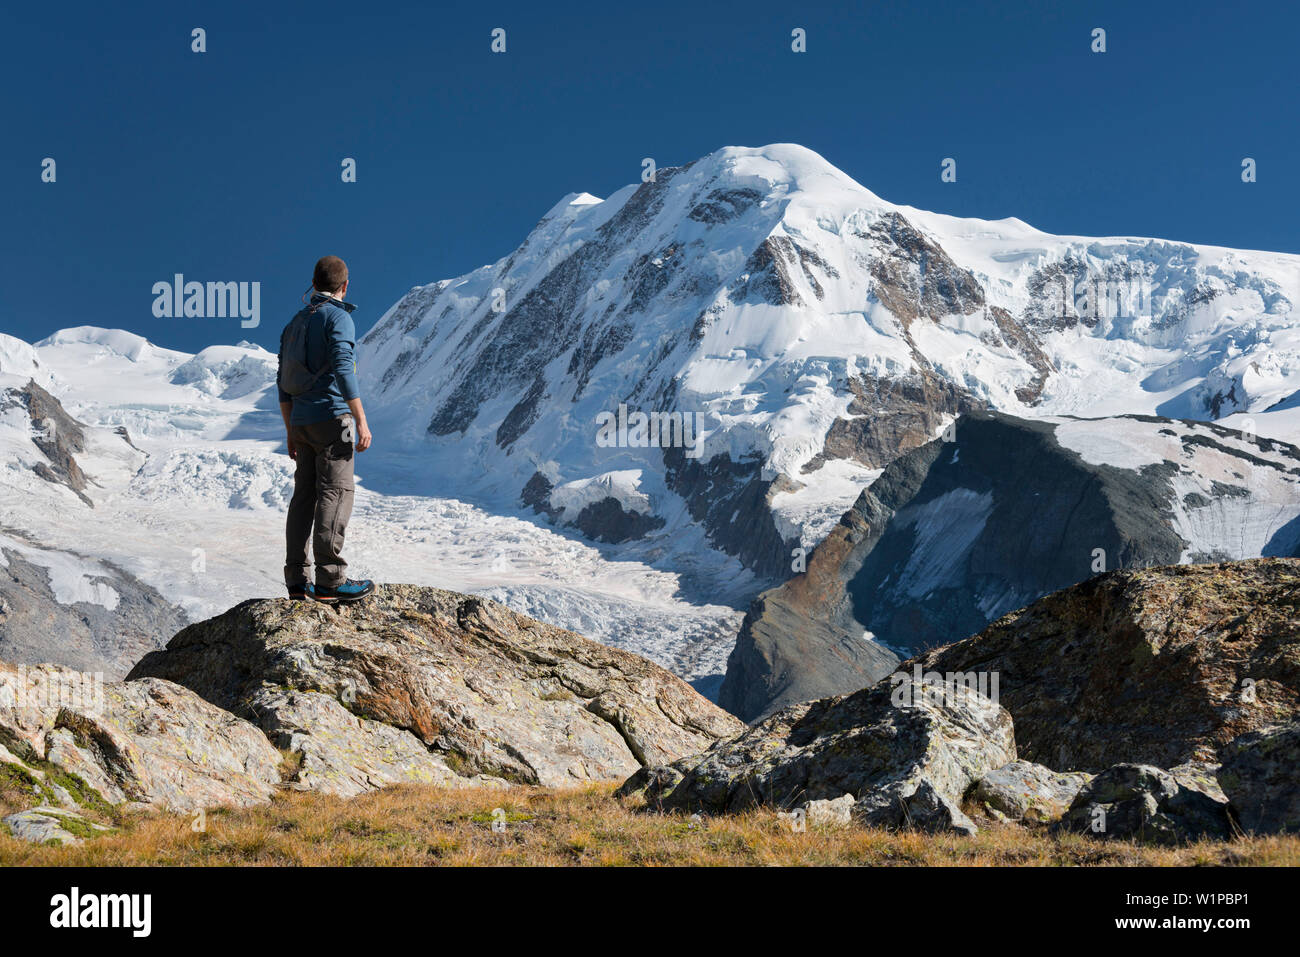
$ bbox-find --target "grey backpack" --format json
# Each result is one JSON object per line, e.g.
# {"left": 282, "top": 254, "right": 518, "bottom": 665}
{"left": 278, "top": 302, "right": 330, "bottom": 396}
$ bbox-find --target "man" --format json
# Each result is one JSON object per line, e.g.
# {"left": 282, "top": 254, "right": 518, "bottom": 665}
{"left": 276, "top": 255, "right": 375, "bottom": 603}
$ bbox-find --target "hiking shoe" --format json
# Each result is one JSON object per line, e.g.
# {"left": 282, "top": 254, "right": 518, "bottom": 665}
{"left": 287, "top": 583, "right": 316, "bottom": 600}
{"left": 314, "top": 579, "right": 375, "bottom": 603}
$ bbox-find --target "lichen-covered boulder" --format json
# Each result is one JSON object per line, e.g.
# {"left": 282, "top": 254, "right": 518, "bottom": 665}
{"left": 1, "top": 662, "right": 281, "bottom": 813}
{"left": 2, "top": 806, "right": 111, "bottom": 845}
{"left": 970, "top": 761, "right": 1093, "bottom": 824}
{"left": 1060, "top": 763, "right": 1231, "bottom": 844}
{"left": 620, "top": 679, "right": 1015, "bottom": 835}
{"left": 248, "top": 687, "right": 502, "bottom": 798}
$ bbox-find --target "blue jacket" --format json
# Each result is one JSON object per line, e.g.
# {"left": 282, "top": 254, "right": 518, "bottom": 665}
{"left": 276, "top": 294, "right": 362, "bottom": 425}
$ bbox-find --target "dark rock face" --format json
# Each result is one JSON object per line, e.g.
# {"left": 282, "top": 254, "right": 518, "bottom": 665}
{"left": 723, "top": 411, "right": 1298, "bottom": 720}
{"left": 2, "top": 380, "right": 92, "bottom": 505}
{"left": 520, "top": 471, "right": 560, "bottom": 519}
{"left": 913, "top": 559, "right": 1300, "bottom": 771}
{"left": 130, "top": 584, "right": 743, "bottom": 789}
{"left": 572, "top": 496, "right": 666, "bottom": 544}
{"left": 662, "top": 446, "right": 795, "bottom": 580}
{"left": 687, "top": 187, "right": 763, "bottom": 224}
{"left": 842, "top": 414, "right": 1186, "bottom": 655}
{"left": 730, "top": 235, "right": 821, "bottom": 307}
{"left": 0, "top": 532, "right": 186, "bottom": 680}
{"left": 1217, "top": 723, "right": 1300, "bottom": 835}
{"left": 495, "top": 374, "right": 548, "bottom": 449}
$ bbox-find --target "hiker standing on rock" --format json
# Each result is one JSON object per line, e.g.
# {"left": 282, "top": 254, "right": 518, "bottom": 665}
{"left": 276, "top": 255, "right": 376, "bottom": 604}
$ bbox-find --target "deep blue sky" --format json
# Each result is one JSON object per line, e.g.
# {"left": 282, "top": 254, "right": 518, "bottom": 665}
{"left": 3, "top": 0, "right": 1296, "bottom": 354}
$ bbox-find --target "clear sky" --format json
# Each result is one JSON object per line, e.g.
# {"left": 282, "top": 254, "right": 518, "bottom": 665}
{"left": 4, "top": 0, "right": 1296, "bottom": 354}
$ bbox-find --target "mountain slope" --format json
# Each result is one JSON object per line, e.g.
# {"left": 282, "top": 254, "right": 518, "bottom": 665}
{"left": 361, "top": 144, "right": 1300, "bottom": 577}
{"left": 722, "top": 411, "right": 1300, "bottom": 720}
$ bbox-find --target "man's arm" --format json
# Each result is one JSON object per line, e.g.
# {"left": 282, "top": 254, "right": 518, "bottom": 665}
{"left": 280, "top": 401, "right": 296, "bottom": 459}
{"left": 277, "top": 328, "right": 297, "bottom": 459}
{"left": 328, "top": 314, "right": 371, "bottom": 452}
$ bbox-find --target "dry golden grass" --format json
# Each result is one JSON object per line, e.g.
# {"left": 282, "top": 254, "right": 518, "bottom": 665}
{"left": 2, "top": 782, "right": 1297, "bottom": 866}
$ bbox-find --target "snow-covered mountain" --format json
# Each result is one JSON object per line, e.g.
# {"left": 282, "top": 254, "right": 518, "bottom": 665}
{"left": 3, "top": 143, "right": 1299, "bottom": 696}
{"left": 361, "top": 144, "right": 1300, "bottom": 578}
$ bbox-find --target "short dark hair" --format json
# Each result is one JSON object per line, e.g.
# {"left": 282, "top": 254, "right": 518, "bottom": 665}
{"left": 313, "top": 255, "right": 348, "bottom": 293}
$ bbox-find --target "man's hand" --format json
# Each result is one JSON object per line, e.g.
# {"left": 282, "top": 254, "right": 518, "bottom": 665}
{"left": 347, "top": 397, "right": 372, "bottom": 452}
{"left": 286, "top": 435, "right": 297, "bottom": 460}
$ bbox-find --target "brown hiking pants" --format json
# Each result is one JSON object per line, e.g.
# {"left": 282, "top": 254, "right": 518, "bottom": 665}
{"left": 284, "top": 414, "right": 355, "bottom": 589}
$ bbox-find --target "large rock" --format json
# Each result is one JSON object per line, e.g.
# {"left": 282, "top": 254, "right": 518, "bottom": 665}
{"left": 0, "top": 661, "right": 281, "bottom": 813}
{"left": 620, "top": 677, "right": 1015, "bottom": 835}
{"left": 723, "top": 414, "right": 1300, "bottom": 721}
{"left": 1217, "top": 723, "right": 1300, "bottom": 835}
{"left": 248, "top": 686, "right": 502, "bottom": 798}
{"left": 130, "top": 586, "right": 743, "bottom": 789}
{"left": 970, "top": 760, "right": 1093, "bottom": 824}
{"left": 1060, "top": 763, "right": 1232, "bottom": 845}
{"left": 912, "top": 559, "right": 1300, "bottom": 771}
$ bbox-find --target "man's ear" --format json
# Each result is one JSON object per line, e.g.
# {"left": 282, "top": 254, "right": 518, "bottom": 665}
{"left": 339, "top": 279, "right": 349, "bottom": 297}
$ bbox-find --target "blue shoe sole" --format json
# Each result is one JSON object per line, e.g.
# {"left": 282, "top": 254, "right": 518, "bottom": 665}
{"left": 313, "top": 585, "right": 375, "bottom": 603}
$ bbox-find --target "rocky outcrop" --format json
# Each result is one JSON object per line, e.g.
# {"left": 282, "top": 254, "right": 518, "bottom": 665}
{"left": 1059, "top": 764, "right": 1232, "bottom": 845}
{"left": 806, "top": 370, "right": 983, "bottom": 473}
{"left": 724, "top": 415, "right": 1300, "bottom": 721}
{"left": 862, "top": 211, "right": 986, "bottom": 326}
{"left": 0, "top": 586, "right": 742, "bottom": 841}
{"left": 0, "top": 529, "right": 187, "bottom": 680}
{"left": 0, "top": 662, "right": 282, "bottom": 814}
{"left": 235, "top": 686, "right": 503, "bottom": 799}
{"left": 1217, "top": 723, "right": 1300, "bottom": 835}
{"left": 1, "top": 380, "right": 91, "bottom": 505}
{"left": 913, "top": 559, "right": 1300, "bottom": 772}
{"left": 675, "top": 557, "right": 1299, "bottom": 843}
{"left": 619, "top": 678, "right": 1015, "bottom": 835}
{"left": 969, "top": 761, "right": 1093, "bottom": 824}
{"left": 130, "top": 586, "right": 743, "bottom": 789}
